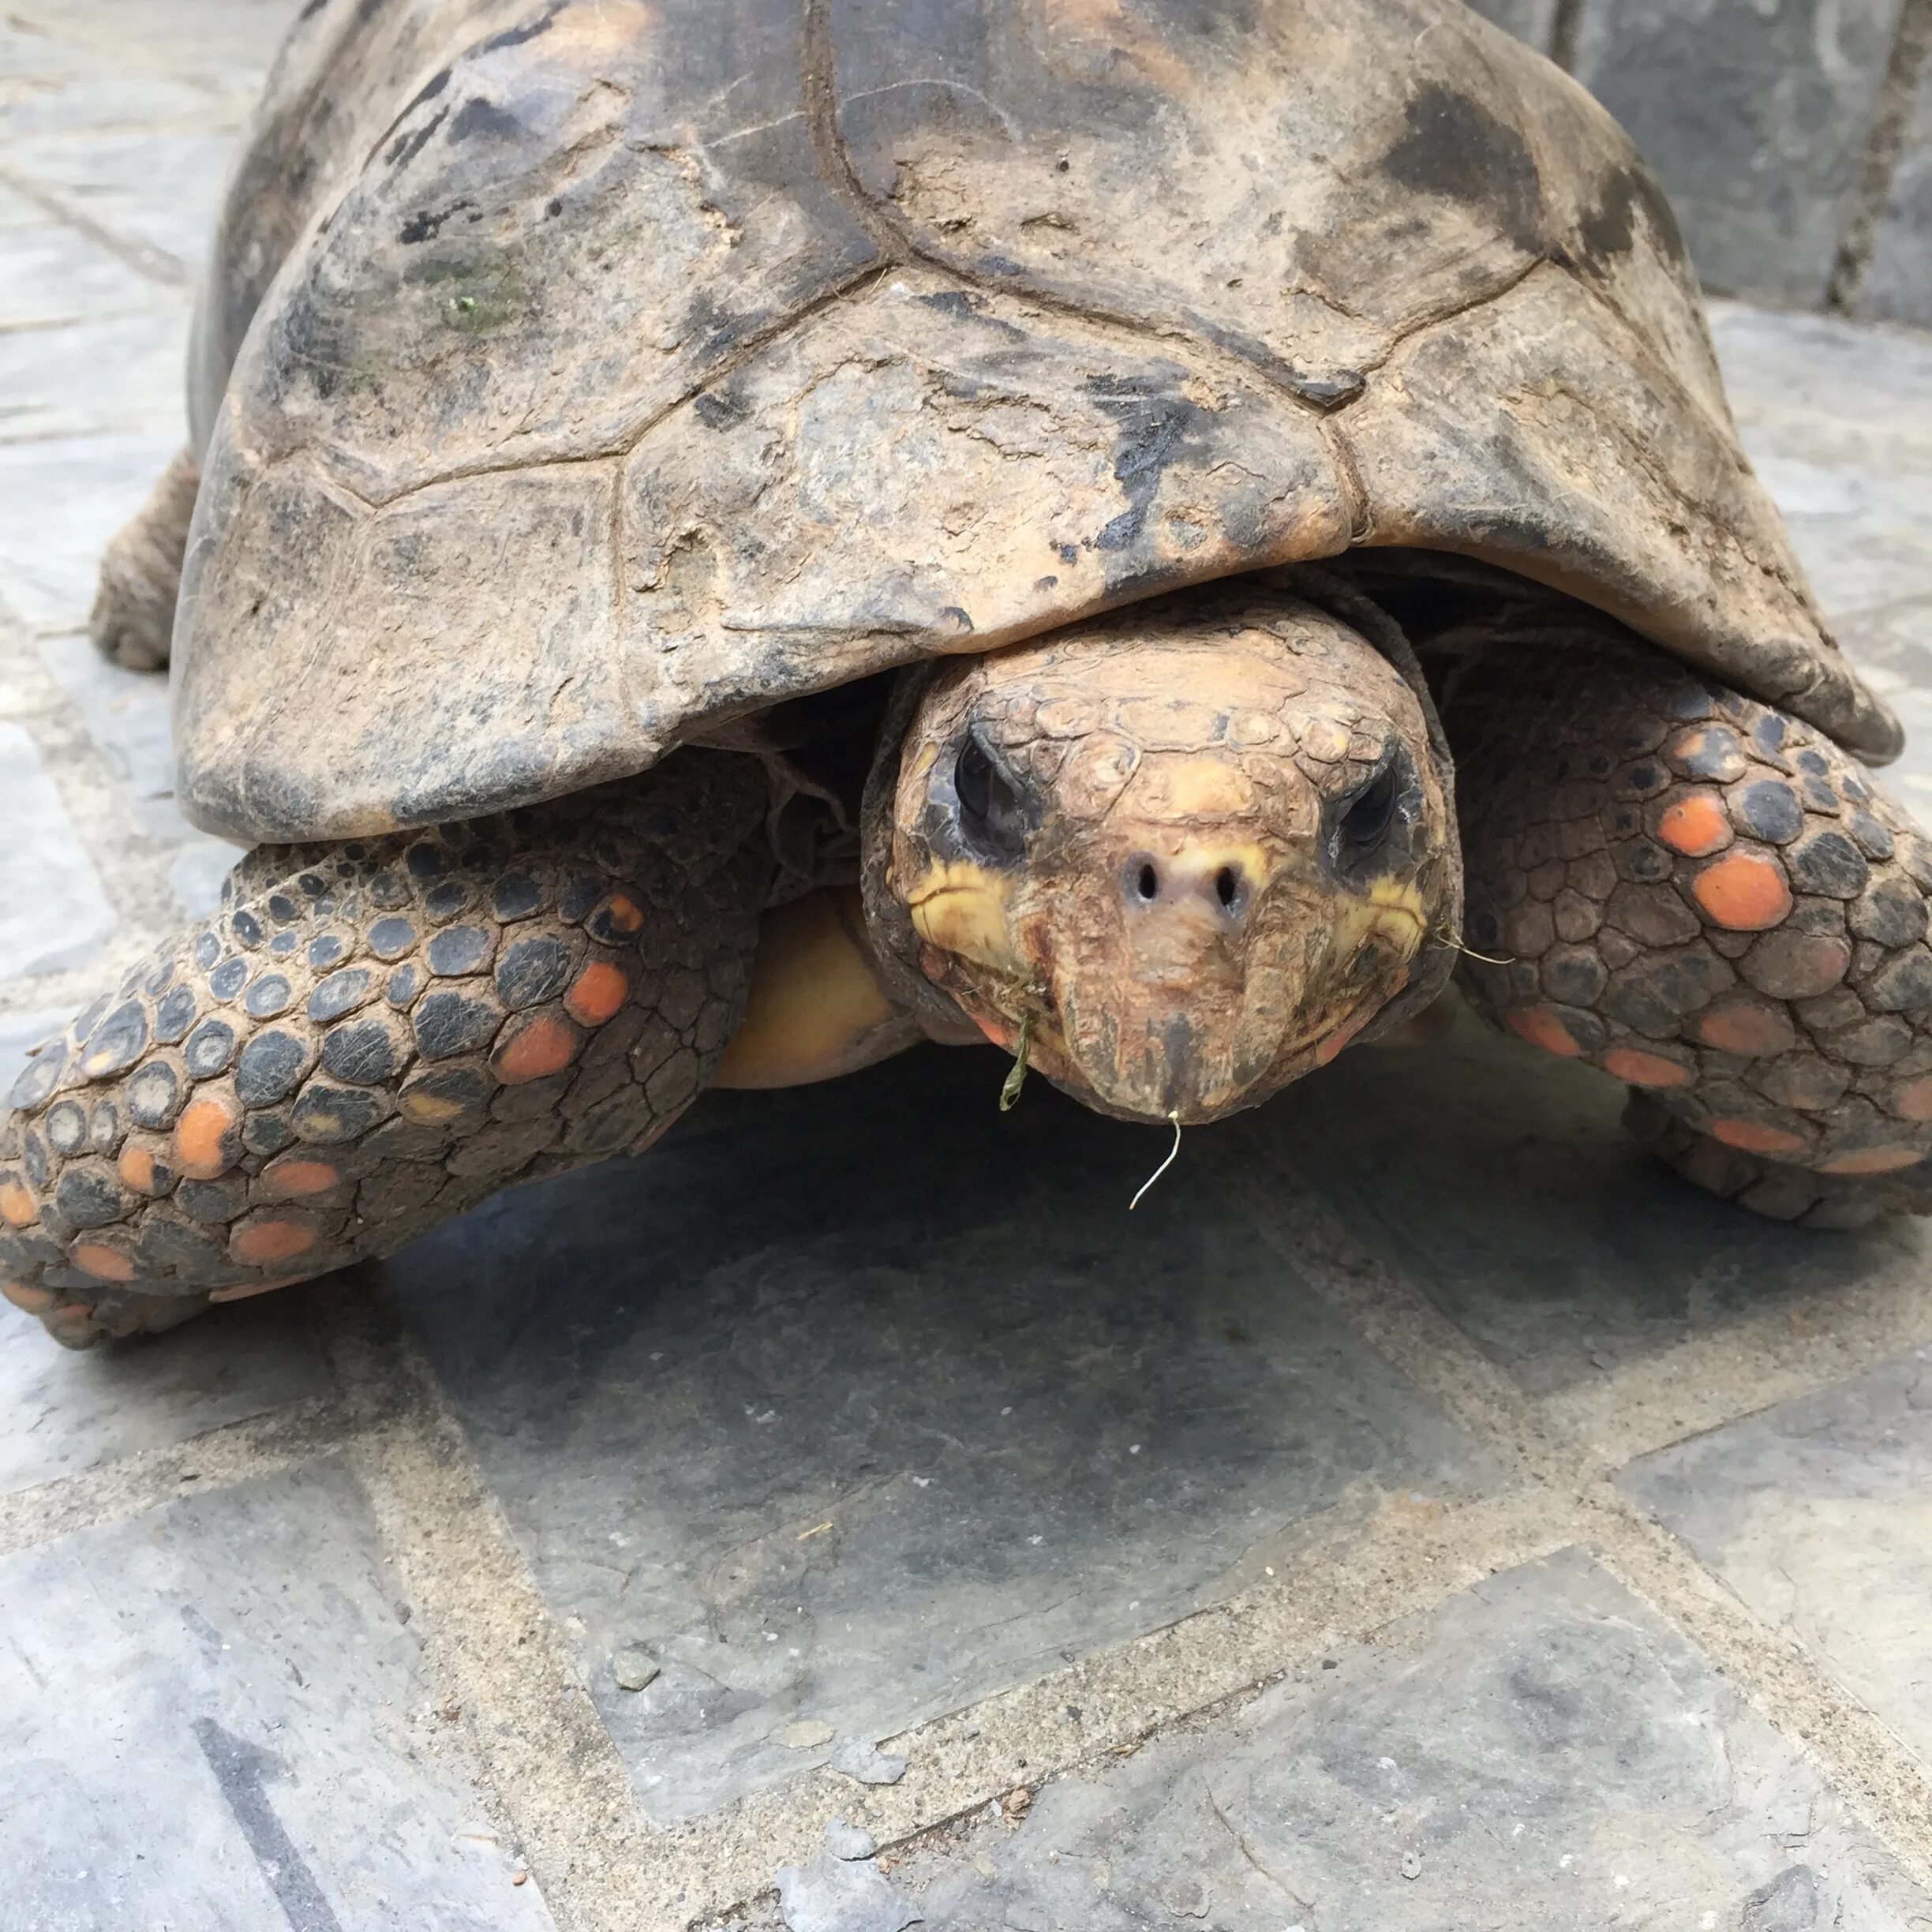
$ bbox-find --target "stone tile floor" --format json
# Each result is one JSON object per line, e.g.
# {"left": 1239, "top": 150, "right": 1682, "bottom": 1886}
{"left": 2, "top": 3, "right": 1932, "bottom": 1928}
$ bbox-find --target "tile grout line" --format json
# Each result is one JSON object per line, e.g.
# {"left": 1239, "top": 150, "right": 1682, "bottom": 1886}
{"left": 1242, "top": 1164, "right": 1932, "bottom": 1889}
{"left": 2, "top": 2, "right": 264, "bottom": 95}
{"left": 658, "top": 1487, "right": 1577, "bottom": 1924}
{"left": 0, "top": 1391, "right": 351, "bottom": 1559}
{"left": 0, "top": 1185, "right": 1924, "bottom": 1923}
{"left": 28, "top": 1175, "right": 1909, "bottom": 1927}
{"left": 319, "top": 1284, "right": 673, "bottom": 1932}
{"left": 0, "top": 417, "right": 191, "bottom": 451}
{"left": 0, "top": 157, "right": 191, "bottom": 289}
{"left": 0, "top": 309, "right": 176, "bottom": 338}
{"left": 1543, "top": 1268, "right": 1932, "bottom": 1465}
{"left": 0, "top": 616, "right": 193, "bottom": 950}
{"left": 309, "top": 1276, "right": 1581, "bottom": 1929}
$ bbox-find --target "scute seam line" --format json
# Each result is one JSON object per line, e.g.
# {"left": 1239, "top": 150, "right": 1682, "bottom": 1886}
{"left": 308, "top": 265, "right": 884, "bottom": 512}
{"left": 796, "top": 0, "right": 1343, "bottom": 422}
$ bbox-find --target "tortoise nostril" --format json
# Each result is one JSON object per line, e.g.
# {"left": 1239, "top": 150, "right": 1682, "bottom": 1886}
{"left": 1136, "top": 862, "right": 1159, "bottom": 903}
{"left": 1215, "top": 865, "right": 1241, "bottom": 911}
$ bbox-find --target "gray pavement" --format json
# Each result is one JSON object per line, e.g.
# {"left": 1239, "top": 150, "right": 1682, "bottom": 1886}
{"left": 3, "top": 5, "right": 1932, "bottom": 1930}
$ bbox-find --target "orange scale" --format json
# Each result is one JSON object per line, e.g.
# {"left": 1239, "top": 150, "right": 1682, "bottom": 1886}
{"left": 493, "top": 1013, "right": 582, "bottom": 1084}
{"left": 1694, "top": 1002, "right": 1793, "bottom": 1058}
{"left": 1893, "top": 1075, "right": 1932, "bottom": 1121}
{"left": 1711, "top": 1118, "right": 1807, "bottom": 1157}
{"left": 230, "top": 1218, "right": 318, "bottom": 1266}
{"left": 1656, "top": 792, "right": 1732, "bottom": 858}
{"left": 72, "top": 1241, "right": 137, "bottom": 1282}
{"left": 593, "top": 892, "right": 646, "bottom": 936}
{"left": 1819, "top": 1144, "right": 1924, "bottom": 1176}
{"left": 564, "top": 960, "right": 631, "bottom": 1028}
{"left": 1506, "top": 1005, "right": 1582, "bottom": 1058}
{"left": 260, "top": 1156, "right": 342, "bottom": 1199}
{"left": 0, "top": 1179, "right": 39, "bottom": 1227}
{"left": 172, "top": 1093, "right": 239, "bottom": 1180}
{"left": 1692, "top": 850, "right": 1792, "bottom": 932}
{"left": 1603, "top": 1046, "right": 1693, "bottom": 1088}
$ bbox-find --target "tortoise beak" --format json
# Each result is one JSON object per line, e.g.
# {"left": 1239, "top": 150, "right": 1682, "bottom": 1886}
{"left": 1031, "top": 839, "right": 1294, "bottom": 1121}
{"left": 1016, "top": 837, "right": 1395, "bottom": 1124}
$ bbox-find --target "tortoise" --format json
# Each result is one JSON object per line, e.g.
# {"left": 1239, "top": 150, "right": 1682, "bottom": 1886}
{"left": 6, "top": 0, "right": 1931, "bottom": 1350}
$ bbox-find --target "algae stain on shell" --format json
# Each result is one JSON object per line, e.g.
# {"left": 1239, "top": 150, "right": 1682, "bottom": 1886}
{"left": 409, "top": 248, "right": 526, "bottom": 335}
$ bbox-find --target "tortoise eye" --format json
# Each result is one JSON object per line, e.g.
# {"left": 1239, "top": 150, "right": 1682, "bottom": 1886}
{"left": 1331, "top": 752, "right": 1410, "bottom": 874}
{"left": 953, "top": 732, "right": 1029, "bottom": 860}
{"left": 1339, "top": 766, "right": 1398, "bottom": 851}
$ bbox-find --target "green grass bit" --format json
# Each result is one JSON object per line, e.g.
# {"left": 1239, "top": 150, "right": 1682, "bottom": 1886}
{"left": 998, "top": 1012, "right": 1032, "bottom": 1113}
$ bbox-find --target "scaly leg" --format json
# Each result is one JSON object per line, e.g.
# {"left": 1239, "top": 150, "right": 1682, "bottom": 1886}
{"left": 1448, "top": 624, "right": 1932, "bottom": 1227}
{"left": 0, "top": 754, "right": 769, "bottom": 1345}
{"left": 89, "top": 447, "right": 198, "bottom": 672}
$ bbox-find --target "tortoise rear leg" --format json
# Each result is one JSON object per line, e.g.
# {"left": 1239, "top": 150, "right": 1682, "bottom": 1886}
{"left": 0, "top": 753, "right": 769, "bottom": 1346}
{"left": 89, "top": 448, "right": 199, "bottom": 671}
{"left": 1448, "top": 631, "right": 1932, "bottom": 1227}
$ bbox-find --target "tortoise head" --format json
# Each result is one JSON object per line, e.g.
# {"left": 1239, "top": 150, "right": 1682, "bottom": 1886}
{"left": 871, "top": 587, "right": 1460, "bottom": 1125}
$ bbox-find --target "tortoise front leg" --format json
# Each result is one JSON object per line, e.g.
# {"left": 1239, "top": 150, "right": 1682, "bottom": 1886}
{"left": 1448, "top": 630, "right": 1932, "bottom": 1227}
{"left": 0, "top": 754, "right": 769, "bottom": 1346}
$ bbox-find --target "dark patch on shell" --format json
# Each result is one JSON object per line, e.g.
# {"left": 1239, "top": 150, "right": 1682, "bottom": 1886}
{"left": 693, "top": 391, "right": 747, "bottom": 430}
{"left": 449, "top": 96, "right": 523, "bottom": 145}
{"left": 385, "top": 104, "right": 448, "bottom": 171}
{"left": 918, "top": 288, "right": 1027, "bottom": 339}
{"left": 1382, "top": 81, "right": 1543, "bottom": 255}
{"left": 481, "top": 3, "right": 560, "bottom": 52}
{"left": 1083, "top": 374, "right": 1210, "bottom": 552}
{"left": 1574, "top": 159, "right": 1688, "bottom": 271}
{"left": 399, "top": 198, "right": 477, "bottom": 245}
{"left": 1283, "top": 368, "right": 1365, "bottom": 410}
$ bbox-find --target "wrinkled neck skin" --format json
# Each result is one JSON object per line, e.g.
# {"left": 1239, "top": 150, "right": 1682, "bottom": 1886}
{"left": 860, "top": 581, "right": 1462, "bottom": 1126}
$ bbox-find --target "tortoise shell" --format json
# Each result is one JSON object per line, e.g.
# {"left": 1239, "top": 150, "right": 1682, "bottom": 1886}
{"left": 171, "top": 0, "right": 1899, "bottom": 844}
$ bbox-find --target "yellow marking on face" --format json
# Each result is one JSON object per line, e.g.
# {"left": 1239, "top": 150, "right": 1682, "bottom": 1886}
{"left": 1335, "top": 875, "right": 1428, "bottom": 960}
{"left": 905, "top": 861, "right": 1024, "bottom": 972}
{"left": 1265, "top": 878, "right": 1428, "bottom": 1069}
{"left": 1151, "top": 840, "right": 1275, "bottom": 891}
{"left": 1132, "top": 758, "right": 1257, "bottom": 818}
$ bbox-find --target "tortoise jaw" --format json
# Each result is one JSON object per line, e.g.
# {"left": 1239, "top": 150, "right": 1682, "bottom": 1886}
{"left": 925, "top": 865, "right": 1425, "bottom": 1126}
{"left": 889, "top": 789, "right": 1434, "bottom": 1123}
